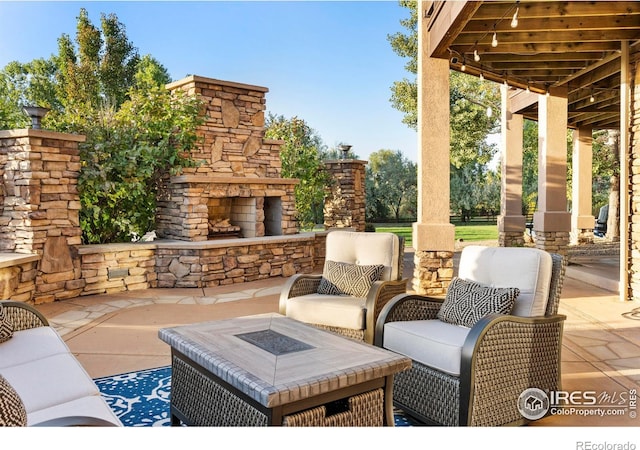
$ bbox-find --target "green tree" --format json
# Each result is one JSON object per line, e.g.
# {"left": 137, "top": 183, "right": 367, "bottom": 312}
{"left": 47, "top": 9, "right": 139, "bottom": 133}
{"left": 388, "top": 1, "right": 500, "bottom": 220}
{"left": 388, "top": 0, "right": 418, "bottom": 129}
{"left": 0, "top": 59, "right": 59, "bottom": 129}
{"left": 265, "top": 114, "right": 331, "bottom": 230}
{"left": 366, "top": 149, "right": 417, "bottom": 222}
{"left": 79, "top": 83, "right": 202, "bottom": 243}
{"left": 2, "top": 8, "right": 201, "bottom": 243}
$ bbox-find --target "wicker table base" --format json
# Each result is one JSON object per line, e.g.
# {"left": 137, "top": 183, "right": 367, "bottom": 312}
{"left": 159, "top": 313, "right": 411, "bottom": 426}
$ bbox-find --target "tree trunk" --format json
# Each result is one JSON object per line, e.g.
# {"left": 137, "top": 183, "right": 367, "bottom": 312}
{"left": 606, "top": 130, "right": 620, "bottom": 242}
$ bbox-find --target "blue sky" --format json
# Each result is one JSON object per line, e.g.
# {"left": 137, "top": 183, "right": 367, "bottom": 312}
{"left": 0, "top": 0, "right": 418, "bottom": 162}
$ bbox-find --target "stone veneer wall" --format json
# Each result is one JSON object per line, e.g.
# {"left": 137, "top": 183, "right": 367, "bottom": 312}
{"left": 629, "top": 56, "right": 639, "bottom": 301}
{"left": 324, "top": 160, "right": 367, "bottom": 232}
{"left": 155, "top": 235, "right": 316, "bottom": 288}
{"left": 157, "top": 176, "right": 298, "bottom": 241}
{"left": 498, "top": 231, "right": 525, "bottom": 247}
{"left": 156, "top": 76, "right": 298, "bottom": 241}
{"left": 0, "top": 255, "right": 39, "bottom": 302}
{"left": 0, "top": 130, "right": 84, "bottom": 303}
{"left": 412, "top": 251, "right": 454, "bottom": 296}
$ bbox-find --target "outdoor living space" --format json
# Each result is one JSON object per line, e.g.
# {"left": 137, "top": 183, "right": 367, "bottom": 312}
{"left": 29, "top": 243, "right": 640, "bottom": 428}
{"left": 3, "top": 1, "right": 640, "bottom": 440}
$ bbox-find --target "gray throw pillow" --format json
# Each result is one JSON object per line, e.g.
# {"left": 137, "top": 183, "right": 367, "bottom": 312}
{"left": 437, "top": 277, "right": 520, "bottom": 328}
{"left": 0, "top": 304, "right": 13, "bottom": 344}
{"left": 0, "top": 374, "right": 27, "bottom": 426}
{"left": 317, "top": 260, "right": 385, "bottom": 298}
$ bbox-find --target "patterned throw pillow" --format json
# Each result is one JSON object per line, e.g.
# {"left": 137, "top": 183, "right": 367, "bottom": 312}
{"left": 437, "top": 277, "right": 520, "bottom": 328}
{"left": 0, "top": 374, "right": 27, "bottom": 426}
{"left": 0, "top": 304, "right": 13, "bottom": 344}
{"left": 317, "top": 260, "right": 385, "bottom": 298}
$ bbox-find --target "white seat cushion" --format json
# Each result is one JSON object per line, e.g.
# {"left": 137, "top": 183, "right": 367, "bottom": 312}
{"left": 325, "top": 231, "right": 400, "bottom": 281}
{"left": 0, "top": 327, "right": 71, "bottom": 369}
{"left": 1, "top": 353, "right": 101, "bottom": 415}
{"left": 457, "top": 246, "right": 552, "bottom": 317}
{"left": 383, "top": 320, "right": 471, "bottom": 377}
{"left": 285, "top": 294, "right": 366, "bottom": 330}
{"left": 27, "top": 394, "right": 122, "bottom": 427}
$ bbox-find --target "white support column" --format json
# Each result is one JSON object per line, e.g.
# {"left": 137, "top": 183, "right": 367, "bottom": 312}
{"left": 533, "top": 88, "right": 571, "bottom": 255}
{"left": 498, "top": 84, "right": 526, "bottom": 247}
{"left": 412, "top": 0, "right": 455, "bottom": 295}
{"left": 571, "top": 126, "right": 594, "bottom": 245}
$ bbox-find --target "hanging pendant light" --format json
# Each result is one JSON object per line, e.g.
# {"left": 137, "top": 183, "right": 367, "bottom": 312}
{"left": 511, "top": 3, "right": 519, "bottom": 28}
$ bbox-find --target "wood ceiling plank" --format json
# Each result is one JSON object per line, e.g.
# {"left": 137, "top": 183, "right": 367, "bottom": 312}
{"left": 473, "top": 1, "right": 640, "bottom": 20}
{"left": 462, "top": 15, "right": 640, "bottom": 33}
{"left": 454, "top": 29, "right": 640, "bottom": 46}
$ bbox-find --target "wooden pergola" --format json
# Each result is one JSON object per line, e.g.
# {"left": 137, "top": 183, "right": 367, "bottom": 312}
{"left": 413, "top": 1, "right": 640, "bottom": 301}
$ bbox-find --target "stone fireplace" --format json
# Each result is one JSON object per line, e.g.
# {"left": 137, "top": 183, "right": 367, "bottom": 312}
{"left": 156, "top": 76, "right": 299, "bottom": 241}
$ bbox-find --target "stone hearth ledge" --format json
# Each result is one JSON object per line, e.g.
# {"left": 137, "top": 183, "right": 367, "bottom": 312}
{"left": 76, "top": 233, "right": 317, "bottom": 254}
{"left": 0, "top": 253, "right": 40, "bottom": 269}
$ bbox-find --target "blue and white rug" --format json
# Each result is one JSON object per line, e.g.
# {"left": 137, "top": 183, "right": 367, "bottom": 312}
{"left": 94, "top": 366, "right": 421, "bottom": 427}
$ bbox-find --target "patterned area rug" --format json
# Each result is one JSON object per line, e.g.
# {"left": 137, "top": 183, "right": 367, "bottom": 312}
{"left": 94, "top": 366, "right": 422, "bottom": 427}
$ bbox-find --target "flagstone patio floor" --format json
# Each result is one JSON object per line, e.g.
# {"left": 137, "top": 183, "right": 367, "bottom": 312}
{"left": 33, "top": 246, "right": 640, "bottom": 428}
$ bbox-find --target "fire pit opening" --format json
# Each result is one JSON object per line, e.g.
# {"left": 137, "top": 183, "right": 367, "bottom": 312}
{"left": 207, "top": 196, "right": 283, "bottom": 239}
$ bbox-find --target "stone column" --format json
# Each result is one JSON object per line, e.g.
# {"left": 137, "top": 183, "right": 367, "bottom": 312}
{"left": 571, "top": 126, "right": 595, "bottom": 245}
{"left": 624, "top": 43, "right": 635, "bottom": 302}
{"left": 323, "top": 159, "right": 367, "bottom": 232}
{"left": 533, "top": 89, "right": 571, "bottom": 256}
{"left": 498, "top": 85, "right": 526, "bottom": 247}
{"left": 0, "top": 129, "right": 84, "bottom": 303}
{"left": 412, "top": 0, "right": 455, "bottom": 296}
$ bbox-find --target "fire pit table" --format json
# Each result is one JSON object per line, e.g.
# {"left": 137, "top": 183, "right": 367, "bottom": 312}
{"left": 159, "top": 313, "right": 411, "bottom": 426}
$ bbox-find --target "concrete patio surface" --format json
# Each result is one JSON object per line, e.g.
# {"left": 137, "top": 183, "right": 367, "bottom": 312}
{"left": 33, "top": 245, "right": 640, "bottom": 428}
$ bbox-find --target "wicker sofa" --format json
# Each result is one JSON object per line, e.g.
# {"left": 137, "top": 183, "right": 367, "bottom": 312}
{"left": 0, "top": 300, "right": 122, "bottom": 427}
{"left": 375, "top": 246, "right": 566, "bottom": 426}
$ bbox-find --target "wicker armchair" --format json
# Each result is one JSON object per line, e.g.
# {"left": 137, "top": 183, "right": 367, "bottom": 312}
{"left": 374, "top": 246, "right": 566, "bottom": 426}
{"left": 279, "top": 230, "right": 407, "bottom": 344}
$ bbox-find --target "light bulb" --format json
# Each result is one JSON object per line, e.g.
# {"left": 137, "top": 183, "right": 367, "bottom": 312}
{"left": 474, "top": 49, "right": 480, "bottom": 62}
{"left": 590, "top": 94, "right": 595, "bottom": 102}
{"left": 461, "top": 62, "right": 466, "bottom": 71}
{"left": 526, "top": 85, "right": 530, "bottom": 93}
{"left": 479, "top": 72, "right": 484, "bottom": 82}
{"left": 486, "top": 106, "right": 493, "bottom": 118}
{"left": 492, "top": 32, "right": 498, "bottom": 47}
{"left": 511, "top": 7, "right": 519, "bottom": 28}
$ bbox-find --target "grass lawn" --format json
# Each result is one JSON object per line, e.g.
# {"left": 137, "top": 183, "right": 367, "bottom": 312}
{"left": 375, "top": 223, "right": 498, "bottom": 248}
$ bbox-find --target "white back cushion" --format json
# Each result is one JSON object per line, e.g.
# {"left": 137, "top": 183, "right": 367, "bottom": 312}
{"left": 325, "top": 231, "right": 400, "bottom": 281}
{"left": 457, "top": 246, "right": 552, "bottom": 317}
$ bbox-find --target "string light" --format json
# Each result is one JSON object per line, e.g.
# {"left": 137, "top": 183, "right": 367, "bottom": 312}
{"left": 473, "top": 48, "right": 480, "bottom": 62}
{"left": 461, "top": 59, "right": 466, "bottom": 71}
{"left": 511, "top": 2, "right": 519, "bottom": 28}
{"left": 526, "top": 84, "right": 530, "bottom": 93}
{"left": 492, "top": 31, "right": 498, "bottom": 47}
{"left": 479, "top": 71, "right": 484, "bottom": 82}
{"left": 590, "top": 90, "right": 595, "bottom": 102}
{"left": 486, "top": 106, "right": 493, "bottom": 118}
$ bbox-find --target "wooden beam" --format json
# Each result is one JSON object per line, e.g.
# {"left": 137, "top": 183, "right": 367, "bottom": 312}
{"left": 477, "top": 52, "right": 611, "bottom": 62}
{"left": 462, "top": 15, "right": 640, "bottom": 33}
{"left": 453, "top": 29, "right": 640, "bottom": 46}
{"left": 452, "top": 41, "right": 622, "bottom": 54}
{"left": 508, "top": 89, "right": 538, "bottom": 113}
{"left": 472, "top": 1, "right": 640, "bottom": 20}
{"left": 553, "top": 52, "right": 621, "bottom": 87}
{"left": 427, "top": 1, "right": 482, "bottom": 58}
